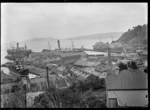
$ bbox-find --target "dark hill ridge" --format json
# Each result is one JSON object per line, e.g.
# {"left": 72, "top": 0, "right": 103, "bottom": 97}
{"left": 115, "top": 24, "right": 147, "bottom": 47}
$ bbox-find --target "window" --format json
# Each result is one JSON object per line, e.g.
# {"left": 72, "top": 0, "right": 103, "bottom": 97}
{"left": 37, "top": 83, "right": 42, "bottom": 91}
{"left": 40, "top": 81, "right": 48, "bottom": 91}
{"left": 40, "top": 82, "right": 44, "bottom": 90}
{"left": 11, "top": 85, "right": 20, "bottom": 93}
{"left": 109, "top": 98, "right": 118, "bottom": 108}
{"left": 146, "top": 95, "right": 148, "bottom": 98}
{"left": 30, "top": 83, "right": 38, "bottom": 92}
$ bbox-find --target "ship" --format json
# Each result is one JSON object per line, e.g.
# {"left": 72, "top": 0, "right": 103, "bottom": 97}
{"left": 4, "top": 43, "right": 32, "bottom": 77}
{"left": 5, "top": 43, "right": 32, "bottom": 62}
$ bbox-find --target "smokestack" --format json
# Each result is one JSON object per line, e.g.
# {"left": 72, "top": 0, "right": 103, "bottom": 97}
{"left": 57, "top": 40, "right": 61, "bottom": 50}
{"left": 107, "top": 42, "right": 112, "bottom": 69}
{"left": 17, "top": 43, "right": 19, "bottom": 48}
{"left": 71, "top": 40, "right": 74, "bottom": 49}
{"left": 25, "top": 43, "right": 27, "bottom": 51}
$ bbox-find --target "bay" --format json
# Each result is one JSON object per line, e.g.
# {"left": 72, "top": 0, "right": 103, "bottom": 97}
{"left": 1, "top": 38, "right": 116, "bottom": 65}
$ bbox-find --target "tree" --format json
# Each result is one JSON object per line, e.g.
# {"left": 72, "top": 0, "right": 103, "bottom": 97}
{"left": 3, "top": 90, "right": 26, "bottom": 108}
{"left": 128, "top": 61, "right": 138, "bottom": 69}
{"left": 119, "top": 62, "right": 127, "bottom": 71}
{"left": 33, "top": 88, "right": 62, "bottom": 108}
{"left": 144, "top": 67, "right": 147, "bottom": 73}
{"left": 32, "top": 77, "right": 106, "bottom": 108}
{"left": 93, "top": 42, "right": 108, "bottom": 51}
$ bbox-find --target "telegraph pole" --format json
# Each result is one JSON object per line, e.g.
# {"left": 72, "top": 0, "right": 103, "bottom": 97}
{"left": 25, "top": 83, "right": 27, "bottom": 108}
{"left": 46, "top": 66, "right": 50, "bottom": 90}
{"left": 107, "top": 42, "right": 112, "bottom": 74}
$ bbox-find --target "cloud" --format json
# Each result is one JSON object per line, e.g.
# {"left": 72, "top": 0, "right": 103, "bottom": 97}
{"left": 1, "top": 3, "right": 147, "bottom": 43}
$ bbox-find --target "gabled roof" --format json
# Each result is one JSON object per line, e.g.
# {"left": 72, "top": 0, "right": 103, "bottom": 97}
{"left": 74, "top": 59, "right": 100, "bottom": 67}
{"left": 74, "top": 60, "right": 87, "bottom": 66}
{"left": 86, "top": 74, "right": 97, "bottom": 81}
{"left": 105, "top": 69, "right": 148, "bottom": 90}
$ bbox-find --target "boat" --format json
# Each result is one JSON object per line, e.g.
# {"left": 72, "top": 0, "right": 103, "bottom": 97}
{"left": 6, "top": 43, "right": 32, "bottom": 61}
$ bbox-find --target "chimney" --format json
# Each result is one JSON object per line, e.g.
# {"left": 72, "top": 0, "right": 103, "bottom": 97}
{"left": 25, "top": 43, "right": 27, "bottom": 51}
{"left": 17, "top": 43, "right": 19, "bottom": 48}
{"left": 57, "top": 40, "right": 61, "bottom": 50}
{"left": 71, "top": 40, "right": 74, "bottom": 49}
{"left": 107, "top": 42, "right": 112, "bottom": 70}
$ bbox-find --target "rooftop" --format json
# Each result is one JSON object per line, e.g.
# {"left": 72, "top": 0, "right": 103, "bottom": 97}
{"left": 105, "top": 69, "right": 148, "bottom": 90}
{"left": 84, "top": 51, "right": 107, "bottom": 56}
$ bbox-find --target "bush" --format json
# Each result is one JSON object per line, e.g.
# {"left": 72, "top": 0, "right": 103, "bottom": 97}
{"left": 33, "top": 90, "right": 62, "bottom": 108}
{"left": 32, "top": 78, "right": 106, "bottom": 108}
{"left": 119, "top": 62, "right": 127, "bottom": 71}
{"left": 3, "top": 90, "right": 26, "bottom": 108}
{"left": 85, "top": 96, "right": 106, "bottom": 108}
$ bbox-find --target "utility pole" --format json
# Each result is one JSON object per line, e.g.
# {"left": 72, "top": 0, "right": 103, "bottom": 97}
{"left": 71, "top": 40, "right": 74, "bottom": 50}
{"left": 25, "top": 83, "right": 27, "bottom": 108}
{"left": 107, "top": 42, "right": 112, "bottom": 74}
{"left": 48, "top": 41, "right": 51, "bottom": 50}
{"left": 46, "top": 66, "right": 50, "bottom": 90}
{"left": 23, "top": 58, "right": 24, "bottom": 69}
{"left": 22, "top": 77, "right": 27, "bottom": 108}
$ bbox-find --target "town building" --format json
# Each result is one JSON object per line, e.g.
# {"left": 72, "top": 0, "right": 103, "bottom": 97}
{"left": 105, "top": 69, "right": 148, "bottom": 108}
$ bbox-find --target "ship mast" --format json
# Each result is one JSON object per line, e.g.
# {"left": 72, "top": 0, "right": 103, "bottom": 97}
{"left": 107, "top": 42, "right": 112, "bottom": 74}
{"left": 112, "top": 36, "right": 114, "bottom": 42}
{"left": 48, "top": 41, "right": 51, "bottom": 50}
{"left": 25, "top": 42, "right": 27, "bottom": 51}
{"left": 71, "top": 39, "right": 74, "bottom": 50}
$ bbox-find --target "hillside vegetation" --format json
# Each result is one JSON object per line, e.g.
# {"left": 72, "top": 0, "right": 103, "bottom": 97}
{"left": 116, "top": 24, "right": 147, "bottom": 47}
{"left": 93, "top": 24, "right": 148, "bottom": 51}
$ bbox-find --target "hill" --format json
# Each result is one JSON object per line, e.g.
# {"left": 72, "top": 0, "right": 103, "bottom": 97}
{"left": 115, "top": 24, "right": 148, "bottom": 48}
{"left": 65, "top": 32, "right": 123, "bottom": 40}
{"left": 25, "top": 37, "right": 56, "bottom": 42}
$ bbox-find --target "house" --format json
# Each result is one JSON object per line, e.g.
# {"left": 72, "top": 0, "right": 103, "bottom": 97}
{"left": 105, "top": 69, "right": 148, "bottom": 108}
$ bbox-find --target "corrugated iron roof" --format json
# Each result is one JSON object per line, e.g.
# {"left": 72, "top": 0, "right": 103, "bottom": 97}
{"left": 105, "top": 69, "right": 148, "bottom": 90}
{"left": 74, "top": 59, "right": 100, "bottom": 67}
{"left": 55, "top": 78, "right": 68, "bottom": 89}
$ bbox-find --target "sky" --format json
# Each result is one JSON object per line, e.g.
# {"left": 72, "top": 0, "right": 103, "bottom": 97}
{"left": 1, "top": 3, "right": 147, "bottom": 44}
